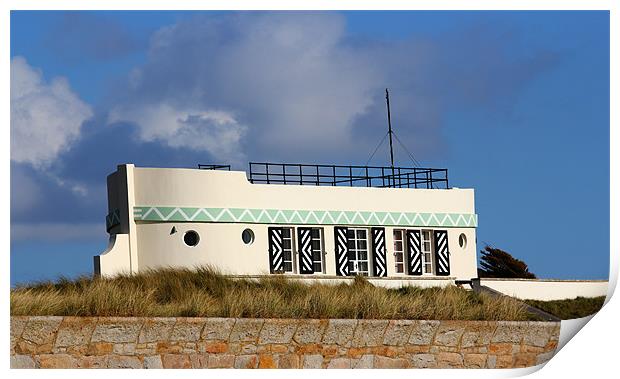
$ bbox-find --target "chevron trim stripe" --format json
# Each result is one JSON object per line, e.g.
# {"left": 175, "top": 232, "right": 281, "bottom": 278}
{"left": 106, "top": 209, "right": 121, "bottom": 231}
{"left": 334, "top": 227, "right": 350, "bottom": 276}
{"left": 297, "top": 228, "right": 314, "bottom": 274}
{"left": 433, "top": 230, "right": 451, "bottom": 276}
{"left": 407, "top": 230, "right": 423, "bottom": 276}
{"left": 371, "top": 228, "right": 387, "bottom": 277}
{"left": 133, "top": 206, "right": 477, "bottom": 227}
{"left": 268, "top": 227, "right": 284, "bottom": 273}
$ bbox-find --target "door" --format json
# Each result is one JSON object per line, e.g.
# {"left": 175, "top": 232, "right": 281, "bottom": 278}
{"left": 347, "top": 228, "right": 370, "bottom": 276}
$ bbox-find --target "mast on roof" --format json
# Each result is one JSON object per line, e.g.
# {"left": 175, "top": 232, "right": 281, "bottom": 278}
{"left": 385, "top": 88, "right": 396, "bottom": 185}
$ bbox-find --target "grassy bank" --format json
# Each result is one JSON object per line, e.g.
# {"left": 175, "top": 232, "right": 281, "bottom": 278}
{"left": 11, "top": 267, "right": 530, "bottom": 320}
{"left": 524, "top": 296, "right": 605, "bottom": 320}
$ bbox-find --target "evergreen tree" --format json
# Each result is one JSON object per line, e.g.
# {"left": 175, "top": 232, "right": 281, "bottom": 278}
{"left": 478, "top": 245, "right": 536, "bottom": 279}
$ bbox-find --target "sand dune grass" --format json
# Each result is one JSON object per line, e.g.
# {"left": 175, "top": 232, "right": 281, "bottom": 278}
{"left": 11, "top": 266, "right": 529, "bottom": 320}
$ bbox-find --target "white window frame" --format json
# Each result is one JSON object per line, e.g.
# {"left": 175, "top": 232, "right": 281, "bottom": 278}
{"left": 421, "top": 229, "right": 435, "bottom": 275}
{"left": 281, "top": 227, "right": 296, "bottom": 274}
{"left": 393, "top": 229, "right": 406, "bottom": 274}
{"left": 347, "top": 228, "right": 371, "bottom": 276}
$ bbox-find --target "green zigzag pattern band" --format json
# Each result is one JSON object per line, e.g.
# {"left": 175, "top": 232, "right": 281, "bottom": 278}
{"left": 106, "top": 209, "right": 121, "bottom": 231}
{"left": 133, "top": 207, "right": 478, "bottom": 228}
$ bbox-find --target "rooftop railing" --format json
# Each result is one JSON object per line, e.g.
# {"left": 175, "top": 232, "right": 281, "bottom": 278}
{"left": 247, "top": 162, "right": 449, "bottom": 189}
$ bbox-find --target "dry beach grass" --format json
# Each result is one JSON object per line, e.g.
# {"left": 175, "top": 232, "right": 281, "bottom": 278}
{"left": 10, "top": 266, "right": 531, "bottom": 320}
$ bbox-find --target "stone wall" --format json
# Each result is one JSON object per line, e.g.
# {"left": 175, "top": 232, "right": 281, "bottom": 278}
{"left": 10, "top": 316, "right": 559, "bottom": 369}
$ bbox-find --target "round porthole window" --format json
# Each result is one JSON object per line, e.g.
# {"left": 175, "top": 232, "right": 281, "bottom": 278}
{"left": 184, "top": 230, "right": 200, "bottom": 247}
{"left": 458, "top": 233, "right": 467, "bottom": 249}
{"left": 242, "top": 229, "right": 255, "bottom": 245}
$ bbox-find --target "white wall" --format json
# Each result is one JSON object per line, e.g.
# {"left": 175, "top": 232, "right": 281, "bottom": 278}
{"left": 481, "top": 278, "right": 609, "bottom": 300}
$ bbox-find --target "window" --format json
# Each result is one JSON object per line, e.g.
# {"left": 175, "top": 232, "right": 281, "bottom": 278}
{"left": 309, "top": 228, "right": 324, "bottom": 273}
{"left": 421, "top": 230, "right": 434, "bottom": 274}
{"left": 281, "top": 227, "right": 295, "bottom": 273}
{"left": 242, "top": 229, "right": 255, "bottom": 245}
{"left": 459, "top": 233, "right": 467, "bottom": 249}
{"left": 393, "top": 229, "right": 406, "bottom": 273}
{"left": 183, "top": 230, "right": 200, "bottom": 247}
{"left": 347, "top": 228, "right": 370, "bottom": 276}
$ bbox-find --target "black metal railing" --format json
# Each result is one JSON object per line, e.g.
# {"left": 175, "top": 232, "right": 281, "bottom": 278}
{"left": 247, "top": 162, "right": 448, "bottom": 189}
{"left": 197, "top": 164, "right": 231, "bottom": 170}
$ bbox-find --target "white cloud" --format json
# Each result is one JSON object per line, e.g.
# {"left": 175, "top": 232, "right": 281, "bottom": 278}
{"left": 109, "top": 103, "right": 247, "bottom": 164}
{"left": 111, "top": 13, "right": 383, "bottom": 160}
{"left": 11, "top": 56, "right": 93, "bottom": 168}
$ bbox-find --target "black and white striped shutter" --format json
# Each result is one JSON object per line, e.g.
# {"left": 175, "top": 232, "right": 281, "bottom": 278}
{"left": 297, "top": 228, "right": 314, "bottom": 274}
{"left": 433, "top": 230, "right": 450, "bottom": 276}
{"left": 406, "top": 230, "right": 423, "bottom": 276}
{"left": 268, "top": 227, "right": 284, "bottom": 274}
{"left": 371, "top": 228, "right": 387, "bottom": 277}
{"left": 334, "top": 227, "right": 350, "bottom": 276}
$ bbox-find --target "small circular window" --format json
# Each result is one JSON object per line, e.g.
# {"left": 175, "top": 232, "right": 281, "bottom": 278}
{"left": 458, "top": 233, "right": 467, "bottom": 249}
{"left": 242, "top": 229, "right": 255, "bottom": 245}
{"left": 184, "top": 230, "right": 200, "bottom": 247}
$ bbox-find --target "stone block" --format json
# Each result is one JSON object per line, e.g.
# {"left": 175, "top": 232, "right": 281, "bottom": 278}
{"left": 161, "top": 353, "right": 192, "bottom": 368}
{"left": 536, "top": 351, "right": 555, "bottom": 365}
{"left": 88, "top": 342, "right": 114, "bottom": 355}
{"left": 351, "top": 320, "right": 388, "bottom": 347}
{"left": 409, "top": 353, "right": 436, "bottom": 368}
{"left": 143, "top": 355, "right": 163, "bottom": 369}
{"left": 229, "top": 318, "right": 264, "bottom": 343}
{"left": 353, "top": 354, "right": 374, "bottom": 369}
{"left": 138, "top": 318, "right": 176, "bottom": 343}
{"left": 408, "top": 320, "right": 439, "bottom": 345}
{"left": 488, "top": 343, "right": 513, "bottom": 355}
{"left": 303, "top": 354, "right": 324, "bottom": 369}
{"left": 437, "top": 352, "right": 464, "bottom": 368}
{"left": 21, "top": 316, "right": 63, "bottom": 346}
{"left": 433, "top": 321, "right": 466, "bottom": 347}
{"left": 374, "top": 355, "right": 408, "bottom": 368}
{"left": 492, "top": 321, "right": 526, "bottom": 344}
{"left": 495, "top": 355, "right": 514, "bottom": 368}
{"left": 10, "top": 354, "right": 36, "bottom": 369}
{"left": 155, "top": 341, "right": 183, "bottom": 354}
{"left": 108, "top": 355, "right": 143, "bottom": 369}
{"left": 91, "top": 318, "right": 142, "bottom": 343}
{"left": 327, "top": 357, "right": 351, "bottom": 368}
{"left": 258, "top": 319, "right": 298, "bottom": 344}
{"left": 322, "top": 319, "right": 357, "bottom": 346}
{"left": 383, "top": 320, "right": 414, "bottom": 346}
{"left": 189, "top": 353, "right": 209, "bottom": 368}
{"left": 514, "top": 352, "right": 537, "bottom": 368}
{"left": 522, "top": 322, "right": 556, "bottom": 347}
{"left": 464, "top": 353, "right": 487, "bottom": 368}
{"left": 77, "top": 355, "right": 109, "bottom": 368}
{"left": 208, "top": 353, "right": 235, "bottom": 368}
{"left": 294, "top": 319, "right": 327, "bottom": 344}
{"left": 113, "top": 343, "right": 137, "bottom": 355}
{"left": 55, "top": 317, "right": 98, "bottom": 349}
{"left": 258, "top": 354, "right": 277, "bottom": 368}
{"left": 278, "top": 353, "right": 300, "bottom": 368}
{"left": 10, "top": 317, "right": 28, "bottom": 353}
{"left": 202, "top": 341, "right": 228, "bottom": 353}
{"left": 486, "top": 355, "right": 497, "bottom": 369}
{"left": 37, "top": 353, "right": 78, "bottom": 369}
{"left": 461, "top": 321, "right": 495, "bottom": 348}
{"left": 170, "top": 318, "right": 206, "bottom": 342}
{"left": 235, "top": 354, "right": 258, "bottom": 369}
{"left": 202, "top": 318, "right": 236, "bottom": 341}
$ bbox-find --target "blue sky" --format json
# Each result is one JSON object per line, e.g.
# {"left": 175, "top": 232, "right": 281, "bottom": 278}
{"left": 10, "top": 11, "right": 609, "bottom": 284}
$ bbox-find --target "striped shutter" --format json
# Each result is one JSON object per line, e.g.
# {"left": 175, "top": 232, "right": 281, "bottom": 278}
{"left": 371, "top": 228, "right": 387, "bottom": 277}
{"left": 407, "top": 229, "right": 423, "bottom": 276}
{"left": 433, "top": 230, "right": 450, "bottom": 276}
{"left": 268, "top": 227, "right": 284, "bottom": 274}
{"left": 334, "top": 227, "right": 350, "bottom": 276}
{"left": 297, "top": 228, "right": 314, "bottom": 274}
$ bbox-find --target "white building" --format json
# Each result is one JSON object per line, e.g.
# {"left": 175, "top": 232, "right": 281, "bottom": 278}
{"left": 96, "top": 162, "right": 480, "bottom": 288}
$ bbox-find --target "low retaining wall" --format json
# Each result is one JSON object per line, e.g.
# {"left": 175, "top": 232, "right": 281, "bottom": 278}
{"left": 10, "top": 316, "right": 559, "bottom": 369}
{"left": 480, "top": 279, "right": 608, "bottom": 301}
